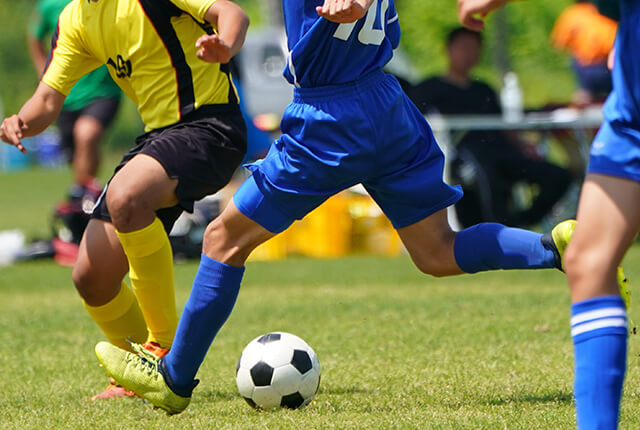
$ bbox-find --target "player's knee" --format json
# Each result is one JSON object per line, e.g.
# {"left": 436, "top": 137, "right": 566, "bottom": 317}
{"left": 202, "top": 217, "right": 268, "bottom": 265}
{"left": 105, "top": 185, "right": 145, "bottom": 229}
{"left": 74, "top": 118, "right": 102, "bottom": 146}
{"left": 564, "top": 244, "right": 610, "bottom": 291}
{"left": 72, "top": 262, "right": 97, "bottom": 301}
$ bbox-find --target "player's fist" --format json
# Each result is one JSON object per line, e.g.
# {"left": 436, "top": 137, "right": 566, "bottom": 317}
{"left": 316, "top": 0, "right": 370, "bottom": 23}
{"left": 0, "top": 115, "right": 28, "bottom": 154}
{"left": 458, "top": 0, "right": 508, "bottom": 30}
{"left": 195, "top": 34, "right": 232, "bottom": 64}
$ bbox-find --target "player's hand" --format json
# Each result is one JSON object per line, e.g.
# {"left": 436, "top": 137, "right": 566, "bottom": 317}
{"left": 316, "top": 0, "right": 369, "bottom": 23}
{"left": 195, "top": 34, "right": 232, "bottom": 64}
{"left": 0, "top": 115, "right": 28, "bottom": 154}
{"left": 458, "top": 0, "right": 508, "bottom": 30}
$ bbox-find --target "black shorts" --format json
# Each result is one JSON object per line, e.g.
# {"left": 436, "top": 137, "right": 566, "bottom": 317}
{"left": 58, "top": 97, "right": 121, "bottom": 157}
{"left": 92, "top": 104, "right": 247, "bottom": 232}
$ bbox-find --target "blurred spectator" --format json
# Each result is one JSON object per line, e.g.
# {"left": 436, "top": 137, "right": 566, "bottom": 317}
{"left": 28, "top": 0, "right": 121, "bottom": 200}
{"left": 551, "top": 0, "right": 617, "bottom": 105}
{"left": 408, "top": 27, "right": 572, "bottom": 228}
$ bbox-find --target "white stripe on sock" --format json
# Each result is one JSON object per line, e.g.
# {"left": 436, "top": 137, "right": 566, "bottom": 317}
{"left": 571, "top": 307, "right": 626, "bottom": 326}
{"left": 571, "top": 318, "right": 627, "bottom": 337}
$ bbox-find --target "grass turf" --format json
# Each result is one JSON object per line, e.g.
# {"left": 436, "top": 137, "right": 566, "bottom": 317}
{"left": 1, "top": 164, "right": 639, "bottom": 429}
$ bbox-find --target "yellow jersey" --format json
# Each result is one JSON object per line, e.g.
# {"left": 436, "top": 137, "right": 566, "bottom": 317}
{"left": 42, "top": 0, "right": 238, "bottom": 131}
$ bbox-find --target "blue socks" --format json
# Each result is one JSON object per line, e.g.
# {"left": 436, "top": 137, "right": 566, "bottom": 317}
{"left": 454, "top": 223, "right": 556, "bottom": 273}
{"left": 571, "top": 296, "right": 627, "bottom": 429}
{"left": 163, "top": 254, "right": 245, "bottom": 391}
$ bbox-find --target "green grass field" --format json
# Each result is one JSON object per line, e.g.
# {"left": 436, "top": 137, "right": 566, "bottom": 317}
{"left": 1, "top": 163, "right": 639, "bottom": 429}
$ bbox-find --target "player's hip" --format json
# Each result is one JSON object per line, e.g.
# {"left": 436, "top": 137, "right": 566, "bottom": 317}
{"left": 588, "top": 120, "right": 640, "bottom": 182}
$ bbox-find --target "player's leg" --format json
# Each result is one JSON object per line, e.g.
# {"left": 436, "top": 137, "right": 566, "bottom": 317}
{"left": 395, "top": 208, "right": 461, "bottom": 277}
{"left": 71, "top": 98, "right": 119, "bottom": 186}
{"left": 105, "top": 153, "right": 180, "bottom": 348}
{"left": 395, "top": 208, "right": 558, "bottom": 277}
{"left": 366, "top": 77, "right": 559, "bottom": 276}
{"left": 161, "top": 200, "right": 275, "bottom": 393}
{"left": 72, "top": 219, "right": 147, "bottom": 350}
{"left": 72, "top": 115, "right": 104, "bottom": 185}
{"left": 73, "top": 218, "right": 148, "bottom": 399}
{"left": 564, "top": 174, "right": 640, "bottom": 429}
{"left": 104, "top": 109, "right": 247, "bottom": 350}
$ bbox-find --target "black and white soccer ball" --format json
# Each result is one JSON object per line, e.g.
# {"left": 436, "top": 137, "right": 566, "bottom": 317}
{"left": 236, "top": 332, "right": 321, "bottom": 409}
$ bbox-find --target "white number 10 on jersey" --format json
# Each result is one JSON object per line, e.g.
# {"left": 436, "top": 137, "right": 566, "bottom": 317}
{"left": 333, "top": 0, "right": 389, "bottom": 46}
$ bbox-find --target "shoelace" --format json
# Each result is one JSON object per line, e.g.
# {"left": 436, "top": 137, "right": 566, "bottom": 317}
{"left": 128, "top": 342, "right": 160, "bottom": 378}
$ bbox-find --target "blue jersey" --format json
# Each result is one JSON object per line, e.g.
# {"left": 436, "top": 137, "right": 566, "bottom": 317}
{"left": 602, "top": 0, "right": 640, "bottom": 127}
{"left": 282, "top": 0, "right": 401, "bottom": 87}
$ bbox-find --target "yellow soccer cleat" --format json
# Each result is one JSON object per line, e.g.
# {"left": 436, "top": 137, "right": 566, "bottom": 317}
{"left": 544, "top": 219, "right": 631, "bottom": 310}
{"left": 618, "top": 267, "right": 631, "bottom": 310}
{"left": 95, "top": 341, "right": 195, "bottom": 415}
{"left": 550, "top": 219, "right": 577, "bottom": 269}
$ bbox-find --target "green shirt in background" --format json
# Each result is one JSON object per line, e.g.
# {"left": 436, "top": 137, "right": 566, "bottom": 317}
{"left": 30, "top": 0, "right": 121, "bottom": 112}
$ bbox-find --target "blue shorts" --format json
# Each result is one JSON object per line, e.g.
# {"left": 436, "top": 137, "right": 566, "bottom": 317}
{"left": 234, "top": 70, "right": 463, "bottom": 233}
{"left": 588, "top": 120, "right": 640, "bottom": 182}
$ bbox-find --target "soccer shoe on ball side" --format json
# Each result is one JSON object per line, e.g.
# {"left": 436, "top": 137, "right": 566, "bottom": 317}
{"left": 94, "top": 341, "right": 192, "bottom": 415}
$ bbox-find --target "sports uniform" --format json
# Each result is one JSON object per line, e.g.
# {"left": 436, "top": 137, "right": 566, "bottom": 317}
{"left": 43, "top": 0, "right": 247, "bottom": 229}
{"left": 234, "top": 0, "right": 462, "bottom": 233}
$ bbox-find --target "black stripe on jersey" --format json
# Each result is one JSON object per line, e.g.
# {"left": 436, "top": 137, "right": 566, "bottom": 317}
{"left": 137, "top": 0, "right": 196, "bottom": 118}
{"left": 220, "top": 62, "right": 238, "bottom": 105}
{"left": 187, "top": 14, "right": 237, "bottom": 105}
{"left": 42, "top": 20, "right": 60, "bottom": 79}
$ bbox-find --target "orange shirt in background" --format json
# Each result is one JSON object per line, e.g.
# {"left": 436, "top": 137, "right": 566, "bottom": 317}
{"left": 551, "top": 3, "right": 617, "bottom": 65}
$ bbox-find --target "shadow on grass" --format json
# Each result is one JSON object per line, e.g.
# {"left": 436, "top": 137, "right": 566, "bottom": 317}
{"left": 199, "top": 385, "right": 371, "bottom": 404}
{"left": 201, "top": 390, "right": 239, "bottom": 402}
{"left": 486, "top": 391, "right": 572, "bottom": 406}
{"left": 321, "top": 385, "right": 371, "bottom": 395}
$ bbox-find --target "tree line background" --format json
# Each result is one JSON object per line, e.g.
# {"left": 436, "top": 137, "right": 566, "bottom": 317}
{"left": 0, "top": 0, "right": 575, "bottom": 149}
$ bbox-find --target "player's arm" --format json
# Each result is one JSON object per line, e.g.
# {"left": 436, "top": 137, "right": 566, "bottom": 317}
{"left": 27, "top": 6, "right": 49, "bottom": 75}
{"left": 26, "top": 33, "right": 48, "bottom": 76}
{"left": 457, "top": 0, "right": 509, "bottom": 30}
{"left": 0, "top": 82, "right": 65, "bottom": 154}
{"left": 316, "top": 0, "right": 376, "bottom": 23}
{"left": 195, "top": 0, "right": 250, "bottom": 64}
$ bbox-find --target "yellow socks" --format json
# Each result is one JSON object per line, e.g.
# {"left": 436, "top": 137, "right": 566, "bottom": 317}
{"left": 83, "top": 282, "right": 147, "bottom": 351}
{"left": 116, "top": 217, "right": 178, "bottom": 348}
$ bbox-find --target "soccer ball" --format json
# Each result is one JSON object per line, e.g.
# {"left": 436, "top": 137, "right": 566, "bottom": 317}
{"left": 236, "top": 332, "right": 321, "bottom": 409}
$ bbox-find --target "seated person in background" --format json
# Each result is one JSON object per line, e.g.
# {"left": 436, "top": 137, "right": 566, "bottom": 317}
{"left": 551, "top": 0, "right": 617, "bottom": 106}
{"left": 408, "top": 27, "right": 572, "bottom": 228}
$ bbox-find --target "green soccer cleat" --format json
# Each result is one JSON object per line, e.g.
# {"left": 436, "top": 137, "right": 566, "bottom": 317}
{"left": 542, "top": 219, "right": 631, "bottom": 309}
{"left": 95, "top": 341, "right": 195, "bottom": 415}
